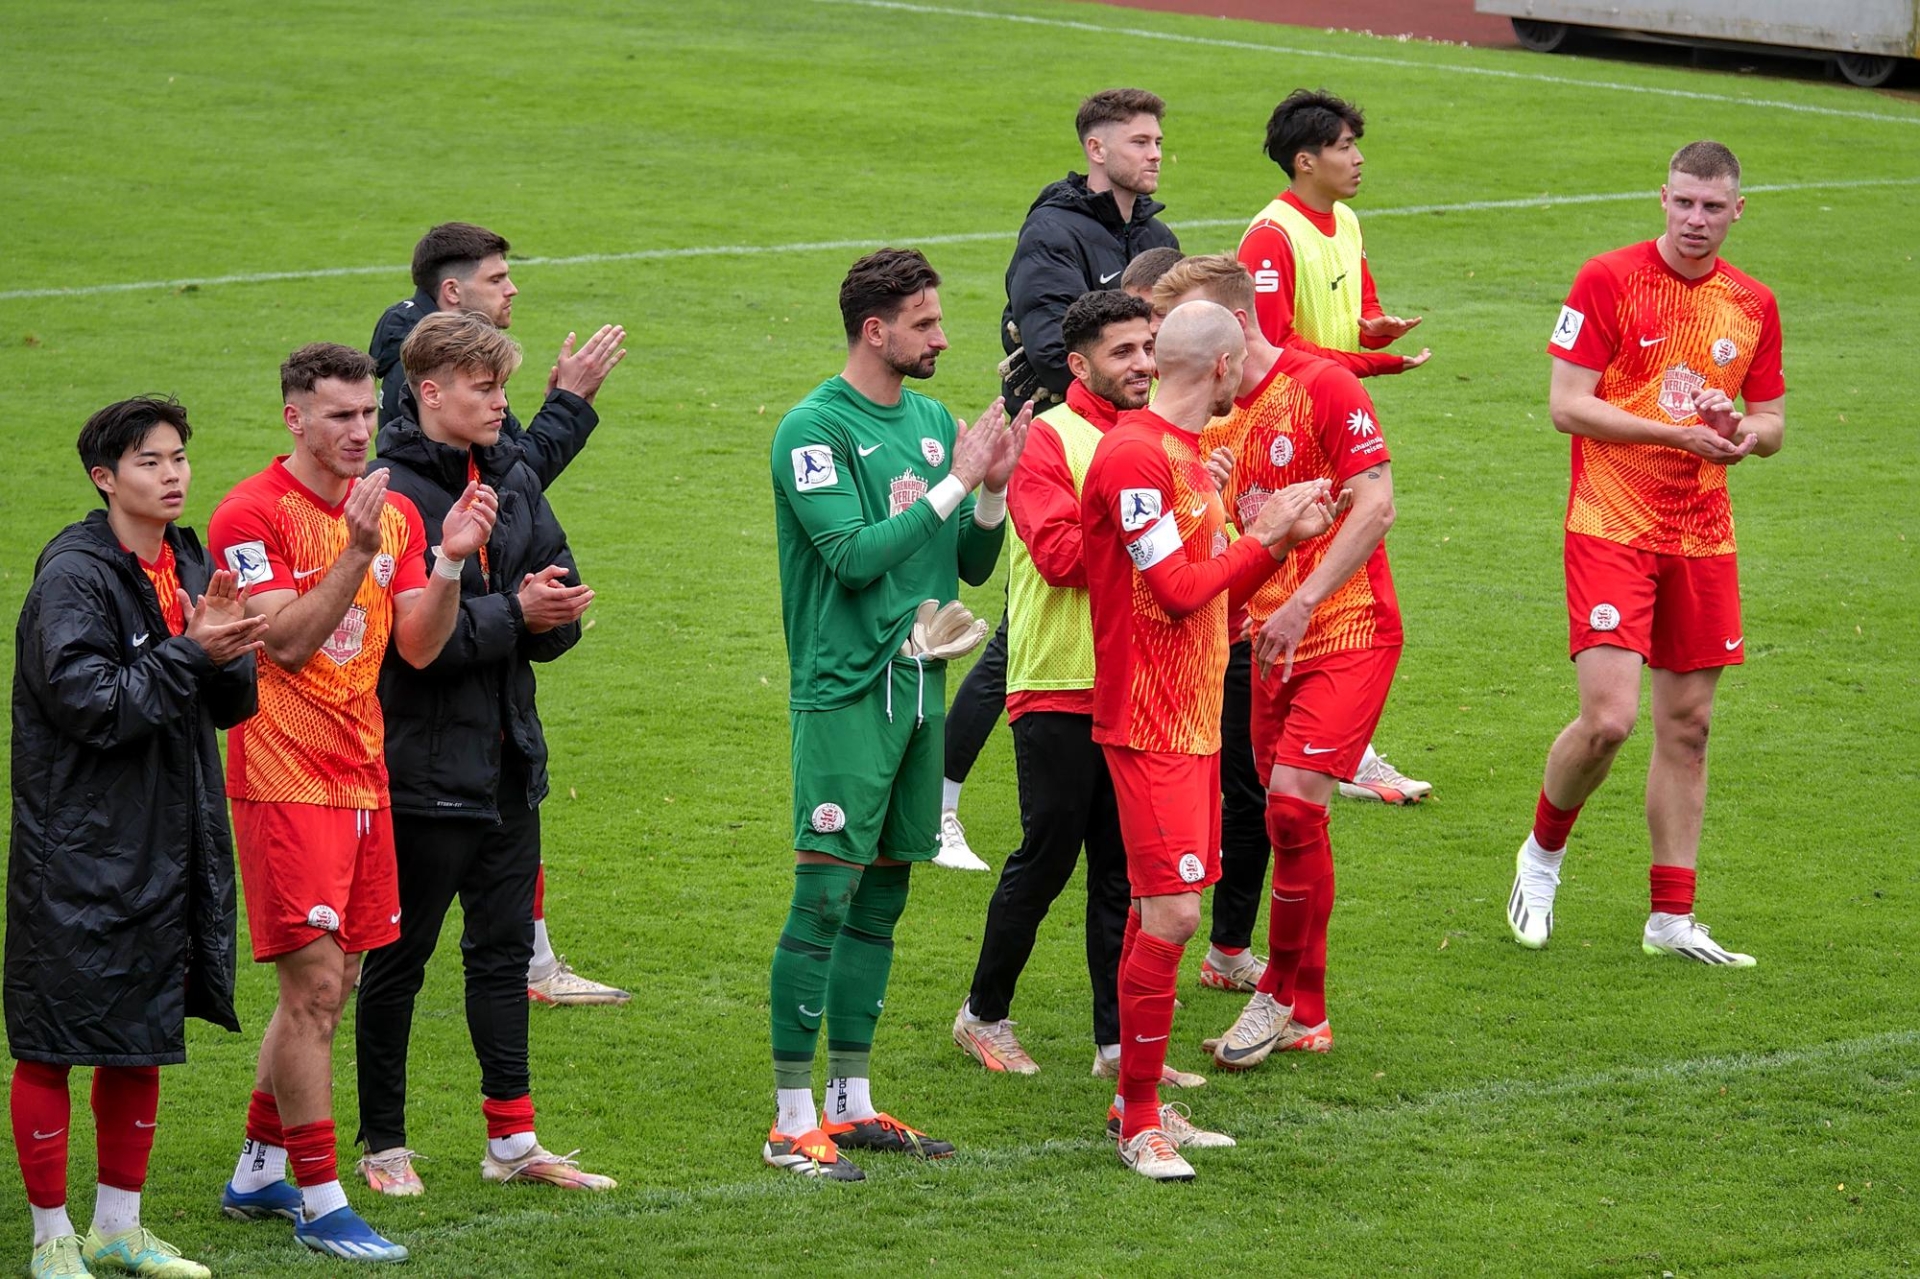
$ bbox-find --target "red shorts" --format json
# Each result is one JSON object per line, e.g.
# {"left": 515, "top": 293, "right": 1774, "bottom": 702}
{"left": 1565, "top": 533, "right": 1744, "bottom": 673}
{"left": 1100, "top": 745, "right": 1221, "bottom": 898}
{"left": 1250, "top": 645, "right": 1401, "bottom": 782}
{"left": 232, "top": 801, "right": 401, "bottom": 961}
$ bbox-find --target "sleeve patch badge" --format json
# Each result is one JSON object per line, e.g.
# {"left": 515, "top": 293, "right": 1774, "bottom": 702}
{"left": 223, "top": 540, "right": 272, "bottom": 588}
{"left": 1549, "top": 305, "right": 1585, "bottom": 351}
{"left": 792, "top": 445, "right": 838, "bottom": 492}
{"left": 1119, "top": 487, "right": 1163, "bottom": 532}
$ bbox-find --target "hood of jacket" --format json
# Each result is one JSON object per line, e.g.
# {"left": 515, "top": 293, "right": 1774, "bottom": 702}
{"left": 1026, "top": 172, "right": 1168, "bottom": 233}
{"left": 37, "top": 509, "right": 204, "bottom": 585}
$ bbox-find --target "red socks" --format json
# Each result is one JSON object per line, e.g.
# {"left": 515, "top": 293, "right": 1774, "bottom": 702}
{"left": 482, "top": 1094, "right": 536, "bottom": 1140}
{"left": 1120, "top": 907, "right": 1141, "bottom": 973}
{"left": 92, "top": 1066, "right": 160, "bottom": 1192}
{"left": 283, "top": 1119, "right": 338, "bottom": 1188}
{"left": 1256, "top": 794, "right": 1334, "bottom": 1026}
{"left": 1116, "top": 931, "right": 1183, "bottom": 1140}
{"left": 11, "top": 1061, "right": 71, "bottom": 1208}
{"left": 533, "top": 862, "right": 547, "bottom": 921}
{"left": 1650, "top": 865, "right": 1697, "bottom": 915}
{"left": 245, "top": 1088, "right": 284, "bottom": 1148}
{"left": 1532, "top": 790, "right": 1583, "bottom": 853}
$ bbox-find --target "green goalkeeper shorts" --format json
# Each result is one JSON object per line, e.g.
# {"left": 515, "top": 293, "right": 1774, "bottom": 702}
{"left": 789, "top": 658, "right": 947, "bottom": 865}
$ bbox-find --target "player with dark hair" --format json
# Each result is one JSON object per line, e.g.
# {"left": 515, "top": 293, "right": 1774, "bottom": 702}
{"left": 1240, "top": 88, "right": 1430, "bottom": 810}
{"left": 209, "top": 343, "right": 496, "bottom": 1263}
{"left": 763, "top": 248, "right": 1030, "bottom": 1179}
{"left": 1506, "top": 141, "right": 1784, "bottom": 966}
{"left": 1155, "top": 257, "right": 1403, "bottom": 1068}
{"left": 939, "top": 88, "right": 1182, "bottom": 870}
{"left": 954, "top": 290, "right": 1198, "bottom": 1094}
{"left": 352, "top": 311, "right": 613, "bottom": 1198}
{"left": 369, "top": 221, "right": 630, "bottom": 1005}
{"left": 9, "top": 397, "right": 264, "bottom": 1279}
{"left": 1081, "top": 300, "right": 1342, "bottom": 1180}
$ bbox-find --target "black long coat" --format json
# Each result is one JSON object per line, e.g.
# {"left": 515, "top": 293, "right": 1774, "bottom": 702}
{"left": 6, "top": 512, "right": 256, "bottom": 1065}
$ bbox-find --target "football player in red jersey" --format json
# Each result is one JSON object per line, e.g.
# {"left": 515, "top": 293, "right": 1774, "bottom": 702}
{"left": 1509, "top": 142, "right": 1785, "bottom": 967}
{"left": 1081, "top": 301, "right": 1342, "bottom": 1180}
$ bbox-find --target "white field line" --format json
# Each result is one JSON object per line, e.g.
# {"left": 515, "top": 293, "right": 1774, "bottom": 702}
{"left": 817, "top": 0, "right": 1920, "bottom": 128}
{"left": 3, "top": 177, "right": 1915, "bottom": 305}
{"left": 193, "top": 1026, "right": 1920, "bottom": 1254}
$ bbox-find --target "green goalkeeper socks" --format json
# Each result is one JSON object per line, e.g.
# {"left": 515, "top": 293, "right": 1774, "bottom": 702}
{"left": 770, "top": 863, "right": 861, "bottom": 1089}
{"left": 825, "top": 863, "right": 910, "bottom": 1078}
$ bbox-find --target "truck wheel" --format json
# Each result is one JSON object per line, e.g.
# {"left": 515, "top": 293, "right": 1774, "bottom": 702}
{"left": 1835, "top": 52, "right": 1899, "bottom": 87}
{"left": 1511, "top": 19, "right": 1572, "bottom": 53}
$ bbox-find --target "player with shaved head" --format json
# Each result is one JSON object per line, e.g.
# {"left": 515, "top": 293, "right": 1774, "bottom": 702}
{"left": 1080, "top": 300, "right": 1344, "bottom": 1180}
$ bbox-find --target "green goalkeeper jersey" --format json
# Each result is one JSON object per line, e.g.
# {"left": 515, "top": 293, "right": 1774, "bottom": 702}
{"left": 772, "top": 376, "right": 1006, "bottom": 710}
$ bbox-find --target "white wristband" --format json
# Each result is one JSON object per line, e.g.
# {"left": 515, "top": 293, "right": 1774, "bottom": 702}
{"left": 972, "top": 485, "right": 1008, "bottom": 529}
{"left": 432, "top": 547, "right": 466, "bottom": 580}
{"left": 924, "top": 475, "right": 968, "bottom": 521}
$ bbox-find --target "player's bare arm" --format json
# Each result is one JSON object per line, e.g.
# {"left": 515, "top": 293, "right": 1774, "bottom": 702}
{"left": 1359, "top": 314, "right": 1423, "bottom": 342}
{"left": 517, "top": 564, "right": 594, "bottom": 633}
{"left": 1693, "top": 387, "right": 1784, "bottom": 459}
{"left": 547, "top": 324, "right": 629, "bottom": 403}
{"left": 1253, "top": 465, "right": 1393, "bottom": 681}
{"left": 247, "top": 468, "right": 391, "bottom": 669}
{"left": 179, "top": 568, "right": 269, "bottom": 666}
{"left": 393, "top": 479, "right": 500, "bottom": 668}
{"left": 1549, "top": 358, "right": 1752, "bottom": 463}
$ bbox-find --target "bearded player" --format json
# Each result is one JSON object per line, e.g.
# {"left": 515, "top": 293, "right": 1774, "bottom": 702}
{"left": 209, "top": 344, "right": 496, "bottom": 1262}
{"left": 1238, "top": 88, "right": 1428, "bottom": 809}
{"left": 1507, "top": 142, "right": 1784, "bottom": 966}
{"left": 1153, "top": 256, "right": 1401, "bottom": 1068}
{"left": 1082, "top": 300, "right": 1341, "bottom": 1180}
{"left": 764, "top": 249, "right": 1029, "bottom": 1180}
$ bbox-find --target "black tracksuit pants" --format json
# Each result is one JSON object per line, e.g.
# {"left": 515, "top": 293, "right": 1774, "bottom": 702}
{"left": 355, "top": 762, "right": 540, "bottom": 1152}
{"left": 966, "top": 711, "right": 1131, "bottom": 1045}
{"left": 1211, "top": 640, "right": 1272, "bottom": 951}
{"left": 943, "top": 611, "right": 1009, "bottom": 785}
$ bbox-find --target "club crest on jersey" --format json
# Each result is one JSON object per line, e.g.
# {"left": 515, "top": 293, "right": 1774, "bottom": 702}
{"left": 1269, "top": 435, "right": 1295, "bottom": 468}
{"left": 321, "top": 604, "right": 368, "bottom": 666}
{"left": 1236, "top": 486, "right": 1274, "bottom": 529}
{"left": 889, "top": 469, "right": 927, "bottom": 516}
{"left": 811, "top": 802, "right": 846, "bottom": 833}
{"left": 792, "top": 445, "right": 837, "bottom": 492}
{"left": 920, "top": 437, "right": 945, "bottom": 467}
{"left": 1658, "top": 364, "right": 1708, "bottom": 422}
{"left": 306, "top": 904, "right": 340, "bottom": 932}
{"left": 1177, "top": 853, "right": 1206, "bottom": 884}
{"left": 223, "top": 540, "right": 272, "bottom": 589}
{"left": 1711, "top": 337, "right": 1738, "bottom": 367}
{"left": 371, "top": 553, "right": 395, "bottom": 588}
{"left": 1119, "top": 488, "right": 1162, "bottom": 532}
{"left": 1589, "top": 603, "right": 1620, "bottom": 632}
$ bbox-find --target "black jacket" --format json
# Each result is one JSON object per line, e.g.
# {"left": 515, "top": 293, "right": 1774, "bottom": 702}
{"left": 369, "top": 290, "right": 600, "bottom": 490}
{"left": 1000, "top": 173, "right": 1181, "bottom": 401}
{"left": 371, "top": 418, "right": 583, "bottom": 819}
{"left": 7, "top": 513, "right": 255, "bottom": 1065}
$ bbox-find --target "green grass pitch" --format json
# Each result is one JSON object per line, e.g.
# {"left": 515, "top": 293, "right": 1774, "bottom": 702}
{"left": 2, "top": 1, "right": 1917, "bottom": 1273}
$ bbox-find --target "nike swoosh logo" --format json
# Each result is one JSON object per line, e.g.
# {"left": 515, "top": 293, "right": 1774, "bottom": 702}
{"left": 390, "top": 912, "right": 402, "bottom": 923}
{"left": 134, "top": 1120, "right": 158, "bottom": 1129}
{"left": 1639, "top": 335, "right": 1666, "bottom": 348}
{"left": 1189, "top": 502, "right": 1208, "bottom": 517}
{"left": 32, "top": 1128, "right": 64, "bottom": 1140}
{"left": 1099, "top": 270, "right": 1122, "bottom": 284}
{"left": 1724, "top": 636, "right": 1744, "bottom": 650}
{"left": 1301, "top": 744, "right": 1337, "bottom": 755}
{"left": 857, "top": 444, "right": 882, "bottom": 457}
{"left": 293, "top": 566, "right": 324, "bottom": 579}
{"left": 132, "top": 632, "right": 149, "bottom": 646}
{"left": 1215, "top": 1037, "right": 1274, "bottom": 1063}
{"left": 1272, "top": 892, "right": 1307, "bottom": 904}
{"left": 1133, "top": 1033, "right": 1168, "bottom": 1043}
{"left": 798, "top": 1004, "right": 823, "bottom": 1018}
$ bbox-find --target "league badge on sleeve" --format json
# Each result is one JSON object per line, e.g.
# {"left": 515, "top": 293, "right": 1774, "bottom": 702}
{"left": 792, "top": 445, "right": 838, "bottom": 492}
{"left": 1550, "top": 305, "right": 1585, "bottom": 351}
{"left": 1120, "top": 488, "right": 1163, "bottom": 532}
{"left": 224, "top": 540, "right": 272, "bottom": 589}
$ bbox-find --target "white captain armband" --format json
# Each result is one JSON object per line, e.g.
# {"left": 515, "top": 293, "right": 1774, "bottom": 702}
{"left": 1125, "top": 513, "right": 1183, "bottom": 571}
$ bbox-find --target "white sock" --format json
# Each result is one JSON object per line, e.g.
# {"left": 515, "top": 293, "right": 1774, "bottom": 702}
{"left": 1523, "top": 833, "right": 1568, "bottom": 869}
{"left": 1110, "top": 1094, "right": 1124, "bottom": 1114}
{"left": 529, "top": 918, "right": 556, "bottom": 976}
{"left": 300, "top": 1179, "right": 348, "bottom": 1221}
{"left": 29, "top": 1204, "right": 74, "bottom": 1247}
{"left": 1097, "top": 1043, "right": 1120, "bottom": 1065}
{"left": 941, "top": 778, "right": 963, "bottom": 812}
{"left": 1360, "top": 742, "right": 1381, "bottom": 770}
{"left": 231, "top": 1137, "right": 288, "bottom": 1192}
{"left": 826, "top": 1076, "right": 876, "bottom": 1123}
{"left": 489, "top": 1130, "right": 538, "bottom": 1162}
{"left": 91, "top": 1184, "right": 140, "bottom": 1238}
{"left": 775, "top": 1088, "right": 816, "bottom": 1137}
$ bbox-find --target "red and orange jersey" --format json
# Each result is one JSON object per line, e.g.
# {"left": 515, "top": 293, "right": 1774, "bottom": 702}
{"left": 207, "top": 458, "right": 429, "bottom": 808}
{"left": 1549, "top": 240, "right": 1785, "bottom": 557}
{"left": 1084, "top": 410, "right": 1253, "bottom": 755}
{"left": 1221, "top": 349, "right": 1401, "bottom": 662}
{"left": 132, "top": 541, "right": 185, "bottom": 637}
